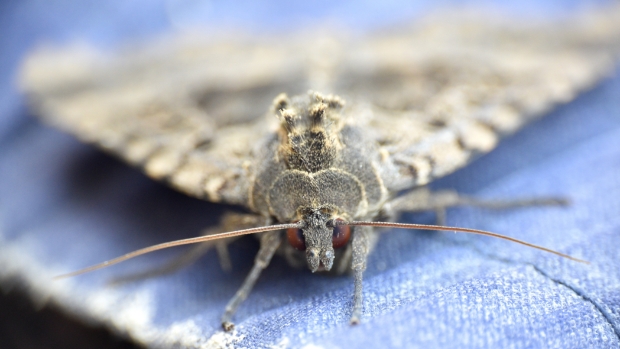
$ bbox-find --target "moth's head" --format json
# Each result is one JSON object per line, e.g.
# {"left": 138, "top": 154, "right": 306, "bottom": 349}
{"left": 285, "top": 205, "right": 351, "bottom": 272}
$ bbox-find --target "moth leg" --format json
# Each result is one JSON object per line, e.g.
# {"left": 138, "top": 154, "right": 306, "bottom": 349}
{"left": 350, "top": 226, "right": 372, "bottom": 325}
{"left": 108, "top": 212, "right": 264, "bottom": 285}
{"left": 215, "top": 240, "right": 233, "bottom": 272}
{"left": 221, "top": 230, "right": 283, "bottom": 331}
{"left": 435, "top": 207, "right": 447, "bottom": 226}
{"left": 386, "top": 187, "right": 568, "bottom": 224}
{"left": 108, "top": 240, "right": 221, "bottom": 285}
{"left": 333, "top": 243, "right": 353, "bottom": 275}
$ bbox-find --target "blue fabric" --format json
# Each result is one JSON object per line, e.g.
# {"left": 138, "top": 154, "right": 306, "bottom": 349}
{"left": 1, "top": 1, "right": 619, "bottom": 348}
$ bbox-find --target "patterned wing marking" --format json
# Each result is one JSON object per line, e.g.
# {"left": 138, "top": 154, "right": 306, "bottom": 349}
{"left": 340, "top": 9, "right": 620, "bottom": 190}
{"left": 20, "top": 7, "right": 620, "bottom": 201}
{"left": 18, "top": 38, "right": 308, "bottom": 205}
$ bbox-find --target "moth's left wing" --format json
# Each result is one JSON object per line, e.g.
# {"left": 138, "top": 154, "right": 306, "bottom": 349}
{"left": 19, "top": 35, "right": 321, "bottom": 205}
{"left": 334, "top": 9, "right": 620, "bottom": 191}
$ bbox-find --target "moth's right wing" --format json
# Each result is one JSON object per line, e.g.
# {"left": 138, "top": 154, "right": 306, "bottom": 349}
{"left": 336, "top": 9, "right": 620, "bottom": 191}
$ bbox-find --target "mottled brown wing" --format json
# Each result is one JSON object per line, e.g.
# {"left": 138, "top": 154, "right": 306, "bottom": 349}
{"left": 19, "top": 35, "right": 321, "bottom": 205}
{"left": 20, "top": 7, "right": 620, "bottom": 205}
{"left": 336, "top": 10, "right": 620, "bottom": 190}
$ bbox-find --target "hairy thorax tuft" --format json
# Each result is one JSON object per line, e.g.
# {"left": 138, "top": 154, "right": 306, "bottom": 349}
{"left": 275, "top": 92, "right": 345, "bottom": 173}
{"left": 249, "top": 92, "right": 388, "bottom": 223}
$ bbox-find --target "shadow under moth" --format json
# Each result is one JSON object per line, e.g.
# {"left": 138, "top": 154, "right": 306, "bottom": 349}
{"left": 19, "top": 6, "right": 620, "bottom": 332}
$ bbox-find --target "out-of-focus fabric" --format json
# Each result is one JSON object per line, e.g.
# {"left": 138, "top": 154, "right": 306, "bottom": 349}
{"left": 0, "top": 1, "right": 619, "bottom": 348}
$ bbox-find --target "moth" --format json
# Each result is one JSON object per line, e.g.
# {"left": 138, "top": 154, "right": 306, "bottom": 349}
{"left": 19, "top": 7, "right": 620, "bottom": 331}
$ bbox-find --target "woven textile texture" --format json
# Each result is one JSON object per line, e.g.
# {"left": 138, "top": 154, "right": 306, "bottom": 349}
{"left": 0, "top": 1, "right": 619, "bottom": 348}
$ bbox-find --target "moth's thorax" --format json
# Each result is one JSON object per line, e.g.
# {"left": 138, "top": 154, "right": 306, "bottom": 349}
{"left": 250, "top": 92, "right": 388, "bottom": 220}
{"left": 275, "top": 92, "right": 345, "bottom": 172}
{"left": 249, "top": 92, "right": 388, "bottom": 270}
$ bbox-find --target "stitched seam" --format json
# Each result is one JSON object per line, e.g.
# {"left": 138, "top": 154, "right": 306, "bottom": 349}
{"left": 529, "top": 264, "right": 620, "bottom": 342}
{"left": 460, "top": 241, "right": 620, "bottom": 341}
{"left": 410, "top": 233, "right": 620, "bottom": 342}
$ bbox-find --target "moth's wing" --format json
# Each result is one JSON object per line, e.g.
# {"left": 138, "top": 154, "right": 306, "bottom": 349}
{"left": 19, "top": 35, "right": 321, "bottom": 205}
{"left": 334, "top": 9, "right": 620, "bottom": 190}
{"left": 19, "top": 7, "right": 620, "bottom": 202}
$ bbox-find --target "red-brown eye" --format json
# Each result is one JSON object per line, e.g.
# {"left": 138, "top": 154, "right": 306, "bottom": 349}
{"left": 332, "top": 219, "right": 351, "bottom": 249}
{"left": 287, "top": 227, "right": 306, "bottom": 251}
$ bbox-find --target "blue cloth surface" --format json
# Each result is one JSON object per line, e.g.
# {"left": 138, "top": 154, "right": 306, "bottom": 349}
{"left": 1, "top": 1, "right": 619, "bottom": 348}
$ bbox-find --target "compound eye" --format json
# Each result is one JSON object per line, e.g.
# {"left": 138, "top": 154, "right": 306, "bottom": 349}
{"left": 332, "top": 219, "right": 351, "bottom": 249}
{"left": 287, "top": 227, "right": 306, "bottom": 251}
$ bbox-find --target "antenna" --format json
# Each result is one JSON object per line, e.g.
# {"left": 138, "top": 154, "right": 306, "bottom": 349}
{"left": 55, "top": 220, "right": 587, "bottom": 279}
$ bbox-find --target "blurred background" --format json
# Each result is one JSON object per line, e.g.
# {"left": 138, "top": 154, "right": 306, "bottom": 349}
{"left": 1, "top": 1, "right": 619, "bottom": 348}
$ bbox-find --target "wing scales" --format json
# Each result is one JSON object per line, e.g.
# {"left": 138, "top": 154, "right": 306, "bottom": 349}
{"left": 20, "top": 7, "right": 620, "bottom": 203}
